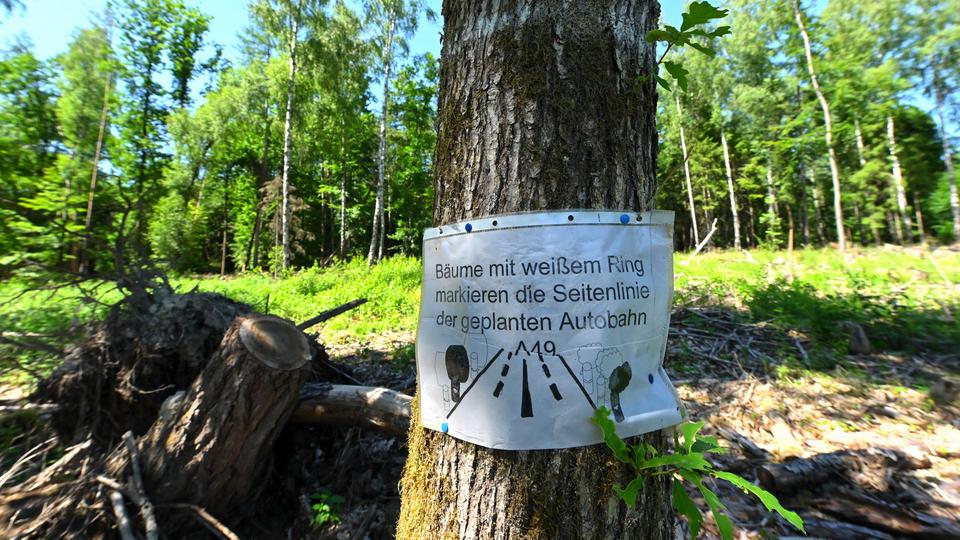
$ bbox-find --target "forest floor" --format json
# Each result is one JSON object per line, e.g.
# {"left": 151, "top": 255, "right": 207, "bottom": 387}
{"left": 1, "top": 245, "right": 958, "bottom": 538}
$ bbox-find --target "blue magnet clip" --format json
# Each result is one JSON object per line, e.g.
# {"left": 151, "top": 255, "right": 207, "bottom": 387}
{"left": 648, "top": 373, "right": 654, "bottom": 384}
{"left": 465, "top": 223, "right": 473, "bottom": 232}
{"left": 441, "top": 422, "right": 449, "bottom": 433}
{"left": 619, "top": 214, "right": 630, "bottom": 224}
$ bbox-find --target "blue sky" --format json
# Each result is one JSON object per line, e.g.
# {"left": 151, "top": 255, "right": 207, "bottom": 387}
{"left": 0, "top": 1, "right": 685, "bottom": 65}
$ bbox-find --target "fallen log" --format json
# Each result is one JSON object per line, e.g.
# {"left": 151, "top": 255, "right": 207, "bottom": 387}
{"left": 292, "top": 384, "right": 412, "bottom": 436}
{"left": 118, "top": 315, "right": 311, "bottom": 523}
{"left": 800, "top": 517, "right": 895, "bottom": 540}
{"left": 812, "top": 489, "right": 960, "bottom": 539}
{"left": 756, "top": 448, "right": 931, "bottom": 493}
{"left": 296, "top": 298, "right": 368, "bottom": 330}
{"left": 9, "top": 314, "right": 311, "bottom": 538}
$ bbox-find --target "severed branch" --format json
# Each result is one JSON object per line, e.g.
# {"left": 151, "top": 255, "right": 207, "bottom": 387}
{"left": 107, "top": 490, "right": 137, "bottom": 540}
{"left": 122, "top": 431, "right": 159, "bottom": 540}
{"left": 160, "top": 503, "right": 240, "bottom": 540}
{"left": 292, "top": 384, "right": 412, "bottom": 436}
{"left": 297, "top": 298, "right": 368, "bottom": 330}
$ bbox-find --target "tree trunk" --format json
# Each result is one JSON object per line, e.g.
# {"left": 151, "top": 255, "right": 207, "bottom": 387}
{"left": 800, "top": 169, "right": 810, "bottom": 245}
{"left": 281, "top": 4, "right": 301, "bottom": 270}
{"left": 913, "top": 192, "right": 926, "bottom": 243}
{"left": 933, "top": 65, "right": 960, "bottom": 241}
{"left": 398, "top": 2, "right": 671, "bottom": 538}
{"left": 676, "top": 93, "right": 699, "bottom": 247}
{"left": 721, "top": 124, "right": 740, "bottom": 250}
{"left": 368, "top": 15, "right": 396, "bottom": 266}
{"left": 809, "top": 167, "right": 827, "bottom": 244}
{"left": 80, "top": 71, "right": 112, "bottom": 275}
{"left": 793, "top": 0, "right": 845, "bottom": 252}
{"left": 854, "top": 115, "right": 867, "bottom": 167}
{"left": 339, "top": 132, "right": 348, "bottom": 258}
{"left": 886, "top": 113, "right": 913, "bottom": 243}
{"left": 765, "top": 162, "right": 779, "bottom": 216}
{"left": 107, "top": 315, "right": 310, "bottom": 530}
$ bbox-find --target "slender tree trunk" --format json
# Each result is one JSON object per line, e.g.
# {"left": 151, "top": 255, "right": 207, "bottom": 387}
{"left": 933, "top": 65, "right": 960, "bottom": 241}
{"left": 398, "top": 2, "right": 670, "bottom": 538}
{"left": 793, "top": 0, "right": 845, "bottom": 252}
{"left": 854, "top": 203, "right": 866, "bottom": 246}
{"left": 854, "top": 115, "right": 867, "bottom": 167}
{"left": 809, "top": 167, "right": 827, "bottom": 244}
{"left": 800, "top": 169, "right": 810, "bottom": 246}
{"left": 368, "top": 15, "right": 396, "bottom": 266}
{"left": 913, "top": 192, "right": 926, "bottom": 243}
{"left": 765, "top": 163, "right": 779, "bottom": 216}
{"left": 891, "top": 210, "right": 903, "bottom": 244}
{"left": 721, "top": 124, "right": 741, "bottom": 250}
{"left": 281, "top": 3, "right": 301, "bottom": 270}
{"left": 676, "top": 93, "right": 699, "bottom": 247}
{"left": 886, "top": 113, "right": 913, "bottom": 243}
{"left": 79, "top": 73, "right": 112, "bottom": 274}
{"left": 339, "top": 132, "right": 347, "bottom": 258}
{"left": 220, "top": 179, "right": 229, "bottom": 276}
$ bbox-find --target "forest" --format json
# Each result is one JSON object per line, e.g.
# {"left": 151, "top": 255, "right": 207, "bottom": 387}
{"left": 0, "top": 0, "right": 958, "bottom": 539}
{"left": 0, "top": 0, "right": 954, "bottom": 276}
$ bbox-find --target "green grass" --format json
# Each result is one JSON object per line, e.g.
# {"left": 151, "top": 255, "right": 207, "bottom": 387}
{"left": 1, "top": 246, "right": 957, "bottom": 382}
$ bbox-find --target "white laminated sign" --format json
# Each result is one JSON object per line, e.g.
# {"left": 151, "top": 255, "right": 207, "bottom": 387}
{"left": 416, "top": 210, "right": 681, "bottom": 450}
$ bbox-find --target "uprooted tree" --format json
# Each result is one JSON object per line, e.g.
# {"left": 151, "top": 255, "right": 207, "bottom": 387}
{"left": 396, "top": 1, "right": 673, "bottom": 538}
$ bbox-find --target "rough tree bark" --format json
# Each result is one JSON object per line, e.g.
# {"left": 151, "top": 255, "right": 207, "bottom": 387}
{"left": 793, "top": 0, "right": 845, "bottom": 252}
{"left": 116, "top": 315, "right": 311, "bottom": 523}
{"left": 397, "top": 1, "right": 671, "bottom": 538}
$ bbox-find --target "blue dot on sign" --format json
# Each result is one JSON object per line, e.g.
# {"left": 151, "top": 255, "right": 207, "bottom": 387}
{"left": 648, "top": 373, "right": 654, "bottom": 384}
{"left": 441, "top": 422, "right": 449, "bottom": 433}
{"left": 620, "top": 214, "right": 630, "bottom": 224}
{"left": 465, "top": 223, "right": 473, "bottom": 232}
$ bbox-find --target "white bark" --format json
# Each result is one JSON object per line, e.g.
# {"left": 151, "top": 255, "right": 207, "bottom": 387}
{"left": 854, "top": 116, "right": 867, "bottom": 167}
{"left": 368, "top": 15, "right": 396, "bottom": 266}
{"left": 676, "top": 93, "right": 699, "bottom": 246}
{"left": 281, "top": 3, "right": 301, "bottom": 270}
{"left": 721, "top": 125, "right": 741, "bottom": 250}
{"left": 886, "top": 113, "right": 913, "bottom": 243}
{"left": 794, "top": 0, "right": 845, "bottom": 252}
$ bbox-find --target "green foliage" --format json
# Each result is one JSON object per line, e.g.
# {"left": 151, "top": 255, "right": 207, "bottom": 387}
{"left": 309, "top": 490, "right": 345, "bottom": 528}
{"left": 647, "top": 1, "right": 731, "bottom": 91}
{"left": 591, "top": 408, "right": 804, "bottom": 539}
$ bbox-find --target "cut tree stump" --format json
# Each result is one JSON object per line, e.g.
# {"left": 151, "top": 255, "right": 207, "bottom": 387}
{"left": 111, "top": 315, "right": 312, "bottom": 524}
{"left": 6, "top": 314, "right": 313, "bottom": 538}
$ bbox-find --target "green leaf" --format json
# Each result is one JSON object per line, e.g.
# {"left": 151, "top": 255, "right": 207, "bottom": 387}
{"left": 688, "top": 42, "right": 717, "bottom": 57}
{"left": 638, "top": 452, "right": 712, "bottom": 472}
{"left": 656, "top": 75, "right": 672, "bottom": 91}
{"left": 646, "top": 29, "right": 674, "bottom": 43}
{"left": 673, "top": 478, "right": 703, "bottom": 539}
{"left": 691, "top": 435, "right": 726, "bottom": 454}
{"left": 680, "top": 421, "right": 705, "bottom": 453}
{"left": 591, "top": 406, "right": 630, "bottom": 464}
{"left": 663, "top": 61, "right": 689, "bottom": 92}
{"left": 613, "top": 477, "right": 645, "bottom": 507}
{"left": 714, "top": 471, "right": 806, "bottom": 534}
{"left": 714, "top": 511, "right": 735, "bottom": 540}
{"left": 709, "top": 25, "right": 732, "bottom": 38}
{"left": 681, "top": 1, "right": 729, "bottom": 32}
